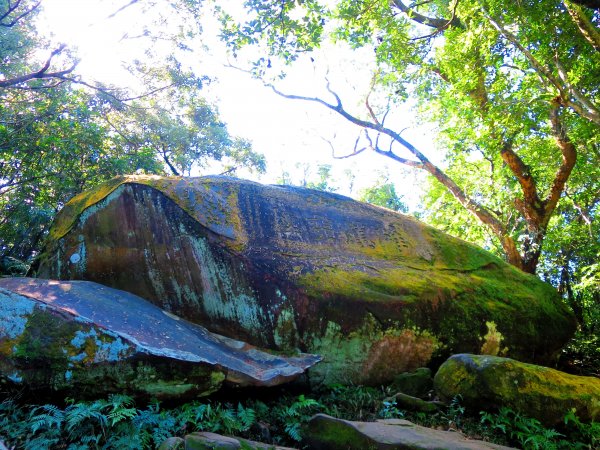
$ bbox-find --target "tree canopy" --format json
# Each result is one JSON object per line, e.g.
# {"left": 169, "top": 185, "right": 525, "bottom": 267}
{"left": 217, "top": 0, "right": 599, "bottom": 273}
{"left": 0, "top": 0, "right": 265, "bottom": 265}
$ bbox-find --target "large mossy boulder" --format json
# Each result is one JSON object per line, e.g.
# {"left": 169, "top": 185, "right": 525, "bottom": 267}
{"left": 434, "top": 354, "right": 600, "bottom": 426}
{"left": 0, "top": 277, "right": 319, "bottom": 399}
{"left": 35, "top": 175, "right": 575, "bottom": 384}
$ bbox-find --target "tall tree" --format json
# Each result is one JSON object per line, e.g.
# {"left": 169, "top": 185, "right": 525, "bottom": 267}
{"left": 217, "top": 0, "right": 600, "bottom": 274}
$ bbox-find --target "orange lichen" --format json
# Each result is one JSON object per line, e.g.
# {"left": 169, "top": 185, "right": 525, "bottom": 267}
{"left": 362, "top": 330, "right": 437, "bottom": 384}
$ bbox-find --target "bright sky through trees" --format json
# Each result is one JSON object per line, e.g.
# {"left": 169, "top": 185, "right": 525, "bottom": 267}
{"left": 36, "top": 0, "right": 432, "bottom": 203}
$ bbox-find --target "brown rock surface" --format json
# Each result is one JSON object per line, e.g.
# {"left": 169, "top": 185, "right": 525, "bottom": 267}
{"left": 303, "top": 414, "right": 515, "bottom": 450}
{"left": 35, "top": 175, "right": 575, "bottom": 384}
{"left": 184, "top": 432, "right": 297, "bottom": 450}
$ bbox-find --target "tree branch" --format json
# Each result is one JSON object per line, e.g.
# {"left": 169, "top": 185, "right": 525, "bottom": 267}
{"left": 485, "top": 11, "right": 600, "bottom": 126}
{"left": 390, "top": 0, "right": 457, "bottom": 29}
{"left": 564, "top": 1, "right": 600, "bottom": 52}
{"left": 542, "top": 99, "right": 578, "bottom": 229}
{"left": 0, "top": 0, "right": 41, "bottom": 27}
{"left": 565, "top": 191, "right": 594, "bottom": 237}
{"left": 268, "top": 82, "right": 510, "bottom": 248}
{"left": 107, "top": 0, "right": 140, "bottom": 19}
{"left": 554, "top": 57, "right": 600, "bottom": 122}
{"left": 410, "top": 0, "right": 462, "bottom": 40}
{"left": 0, "top": 45, "right": 78, "bottom": 88}
{"left": 326, "top": 133, "right": 368, "bottom": 159}
{"left": 160, "top": 146, "right": 180, "bottom": 176}
{"left": 499, "top": 140, "right": 544, "bottom": 224}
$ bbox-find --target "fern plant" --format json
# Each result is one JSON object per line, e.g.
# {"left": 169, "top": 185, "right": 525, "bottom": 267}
{"left": 1, "top": 385, "right": 596, "bottom": 449}
{"left": 271, "top": 394, "right": 321, "bottom": 442}
{"left": 479, "top": 407, "right": 596, "bottom": 450}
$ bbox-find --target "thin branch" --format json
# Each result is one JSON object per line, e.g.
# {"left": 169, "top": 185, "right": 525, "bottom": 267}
{"left": 218, "top": 166, "right": 237, "bottom": 176}
{"left": 542, "top": 99, "right": 578, "bottom": 229}
{"left": 365, "top": 74, "right": 381, "bottom": 125}
{"left": 566, "top": 193, "right": 593, "bottom": 236}
{"left": 0, "top": 0, "right": 41, "bottom": 27}
{"left": 373, "top": 146, "right": 425, "bottom": 168}
{"left": 410, "top": 0, "right": 461, "bottom": 41}
{"left": 326, "top": 133, "right": 368, "bottom": 159}
{"left": 391, "top": 0, "right": 456, "bottom": 29}
{"left": 0, "top": 45, "right": 77, "bottom": 88}
{"left": 51, "top": 76, "right": 180, "bottom": 106}
{"left": 107, "top": 0, "right": 140, "bottom": 19}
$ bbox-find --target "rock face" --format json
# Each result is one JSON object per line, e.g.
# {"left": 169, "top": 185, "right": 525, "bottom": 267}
{"left": 434, "top": 354, "right": 600, "bottom": 425}
{"left": 0, "top": 277, "right": 319, "bottom": 399}
{"left": 303, "top": 414, "right": 515, "bottom": 450}
{"left": 35, "top": 175, "right": 575, "bottom": 384}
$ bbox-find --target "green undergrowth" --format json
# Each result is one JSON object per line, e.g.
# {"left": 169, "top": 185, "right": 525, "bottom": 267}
{"left": 0, "top": 385, "right": 597, "bottom": 449}
{"left": 560, "top": 330, "right": 600, "bottom": 378}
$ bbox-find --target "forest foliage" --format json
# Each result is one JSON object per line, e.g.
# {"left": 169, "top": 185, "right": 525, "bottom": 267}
{"left": 0, "top": 2, "right": 599, "bottom": 448}
{"left": 1, "top": 386, "right": 598, "bottom": 449}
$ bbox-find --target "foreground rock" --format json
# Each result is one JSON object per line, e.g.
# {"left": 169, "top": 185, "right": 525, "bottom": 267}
{"left": 303, "top": 414, "right": 514, "bottom": 449}
{"left": 179, "top": 432, "right": 297, "bottom": 450}
{"left": 0, "top": 278, "right": 319, "bottom": 399}
{"left": 35, "top": 175, "right": 575, "bottom": 384}
{"left": 434, "top": 354, "right": 600, "bottom": 426}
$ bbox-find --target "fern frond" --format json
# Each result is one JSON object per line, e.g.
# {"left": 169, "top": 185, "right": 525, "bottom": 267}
{"left": 236, "top": 403, "right": 256, "bottom": 431}
{"left": 29, "top": 405, "right": 65, "bottom": 433}
{"left": 107, "top": 407, "right": 137, "bottom": 426}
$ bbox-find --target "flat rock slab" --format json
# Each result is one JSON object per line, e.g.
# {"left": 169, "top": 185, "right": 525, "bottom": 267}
{"left": 304, "top": 414, "right": 515, "bottom": 450}
{"left": 36, "top": 175, "right": 575, "bottom": 384}
{"left": 434, "top": 354, "right": 600, "bottom": 426}
{"left": 183, "top": 432, "right": 297, "bottom": 450}
{"left": 0, "top": 277, "right": 320, "bottom": 399}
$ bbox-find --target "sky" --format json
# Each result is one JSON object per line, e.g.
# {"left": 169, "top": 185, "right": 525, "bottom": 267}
{"left": 36, "top": 0, "right": 437, "bottom": 208}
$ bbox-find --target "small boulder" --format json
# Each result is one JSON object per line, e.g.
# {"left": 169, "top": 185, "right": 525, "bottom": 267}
{"left": 383, "top": 392, "right": 443, "bottom": 413}
{"left": 184, "top": 432, "right": 297, "bottom": 449}
{"left": 0, "top": 277, "right": 319, "bottom": 399}
{"left": 303, "top": 413, "right": 514, "bottom": 449}
{"left": 434, "top": 354, "right": 600, "bottom": 425}
{"left": 158, "top": 437, "right": 184, "bottom": 449}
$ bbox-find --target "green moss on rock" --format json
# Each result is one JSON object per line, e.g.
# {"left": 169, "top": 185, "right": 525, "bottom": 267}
{"left": 46, "top": 175, "right": 248, "bottom": 249}
{"left": 434, "top": 354, "right": 600, "bottom": 426}
{"left": 36, "top": 176, "right": 576, "bottom": 386}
